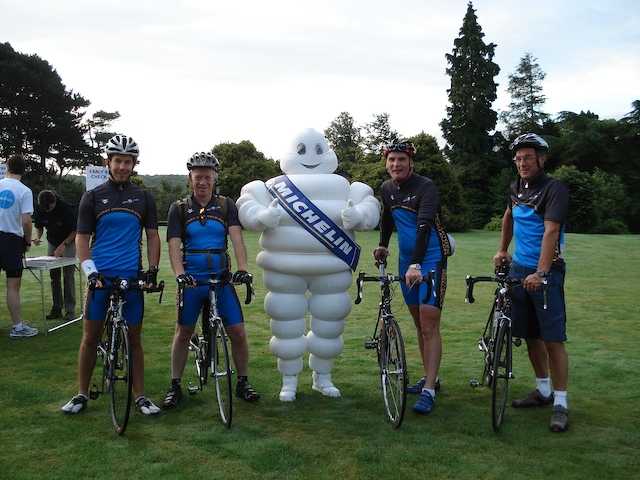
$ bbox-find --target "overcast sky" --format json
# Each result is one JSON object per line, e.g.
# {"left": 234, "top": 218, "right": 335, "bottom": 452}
{"left": 2, "top": 0, "right": 638, "bottom": 174}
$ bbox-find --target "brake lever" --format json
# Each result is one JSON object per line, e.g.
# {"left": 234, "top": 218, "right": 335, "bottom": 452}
{"left": 355, "top": 272, "right": 365, "bottom": 305}
{"left": 465, "top": 275, "right": 475, "bottom": 304}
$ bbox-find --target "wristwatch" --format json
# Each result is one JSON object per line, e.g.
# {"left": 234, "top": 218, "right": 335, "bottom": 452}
{"left": 408, "top": 263, "right": 422, "bottom": 270}
{"left": 536, "top": 270, "right": 549, "bottom": 278}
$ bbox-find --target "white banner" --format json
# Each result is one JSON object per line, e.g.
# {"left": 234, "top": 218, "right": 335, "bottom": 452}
{"left": 85, "top": 165, "right": 108, "bottom": 191}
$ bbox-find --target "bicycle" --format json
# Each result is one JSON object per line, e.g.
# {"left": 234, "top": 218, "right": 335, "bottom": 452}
{"left": 180, "top": 271, "right": 254, "bottom": 429}
{"left": 466, "top": 265, "right": 548, "bottom": 432}
{"left": 89, "top": 276, "right": 165, "bottom": 435}
{"left": 355, "top": 262, "right": 433, "bottom": 429}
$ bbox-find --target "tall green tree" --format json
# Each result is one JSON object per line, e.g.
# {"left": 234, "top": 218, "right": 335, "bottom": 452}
{"left": 213, "top": 140, "right": 279, "bottom": 200}
{"left": 440, "top": 2, "right": 501, "bottom": 227}
{"left": 0, "top": 42, "right": 95, "bottom": 188}
{"left": 501, "top": 53, "right": 550, "bottom": 137}
{"left": 86, "top": 110, "right": 120, "bottom": 158}
{"left": 324, "top": 111, "right": 363, "bottom": 178}
{"left": 362, "top": 113, "right": 399, "bottom": 156}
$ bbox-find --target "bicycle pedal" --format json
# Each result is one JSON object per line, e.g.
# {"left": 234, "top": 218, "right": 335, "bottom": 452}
{"left": 89, "top": 384, "right": 100, "bottom": 400}
{"left": 187, "top": 384, "right": 199, "bottom": 395}
{"left": 469, "top": 379, "right": 480, "bottom": 388}
{"left": 364, "top": 340, "right": 377, "bottom": 350}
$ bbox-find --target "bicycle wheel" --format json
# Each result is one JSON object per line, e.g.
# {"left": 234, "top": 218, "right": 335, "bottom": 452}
{"left": 379, "top": 317, "right": 407, "bottom": 429}
{"left": 211, "top": 322, "right": 233, "bottom": 428}
{"left": 109, "top": 323, "right": 133, "bottom": 435}
{"left": 491, "top": 320, "right": 510, "bottom": 432}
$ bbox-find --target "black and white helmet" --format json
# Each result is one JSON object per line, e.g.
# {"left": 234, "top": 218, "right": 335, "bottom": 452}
{"left": 187, "top": 152, "right": 219, "bottom": 171}
{"left": 104, "top": 135, "right": 139, "bottom": 158}
{"left": 510, "top": 133, "right": 549, "bottom": 154}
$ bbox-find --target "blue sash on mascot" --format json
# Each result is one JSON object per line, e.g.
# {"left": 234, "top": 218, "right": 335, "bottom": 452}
{"left": 267, "top": 175, "right": 361, "bottom": 271}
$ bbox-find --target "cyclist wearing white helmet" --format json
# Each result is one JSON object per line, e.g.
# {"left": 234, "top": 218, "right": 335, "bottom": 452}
{"left": 162, "top": 151, "right": 260, "bottom": 408}
{"left": 61, "top": 135, "right": 162, "bottom": 416}
{"left": 493, "top": 132, "right": 571, "bottom": 432}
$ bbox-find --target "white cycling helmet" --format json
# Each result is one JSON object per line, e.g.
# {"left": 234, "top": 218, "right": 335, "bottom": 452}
{"left": 104, "top": 135, "right": 139, "bottom": 158}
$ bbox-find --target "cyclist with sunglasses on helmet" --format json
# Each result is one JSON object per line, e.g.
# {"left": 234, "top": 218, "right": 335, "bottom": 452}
{"left": 373, "top": 141, "right": 454, "bottom": 415}
{"left": 493, "top": 133, "right": 570, "bottom": 432}
{"left": 162, "top": 152, "right": 260, "bottom": 409}
{"left": 62, "top": 135, "right": 162, "bottom": 416}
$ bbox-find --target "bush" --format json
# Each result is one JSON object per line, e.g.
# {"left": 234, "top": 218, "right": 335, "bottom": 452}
{"left": 484, "top": 214, "right": 503, "bottom": 231}
{"left": 592, "top": 219, "right": 629, "bottom": 234}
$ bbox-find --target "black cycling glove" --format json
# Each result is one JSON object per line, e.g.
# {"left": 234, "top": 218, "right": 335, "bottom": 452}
{"left": 176, "top": 273, "right": 197, "bottom": 287}
{"left": 232, "top": 270, "right": 252, "bottom": 284}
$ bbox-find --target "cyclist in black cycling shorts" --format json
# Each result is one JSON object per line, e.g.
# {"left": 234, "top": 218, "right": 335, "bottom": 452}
{"left": 493, "top": 133, "right": 570, "bottom": 432}
{"left": 162, "top": 152, "right": 260, "bottom": 409}
{"left": 61, "top": 135, "right": 162, "bottom": 416}
{"left": 373, "top": 141, "right": 454, "bottom": 415}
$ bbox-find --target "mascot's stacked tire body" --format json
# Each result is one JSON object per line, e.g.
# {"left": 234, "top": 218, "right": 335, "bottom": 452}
{"left": 237, "top": 129, "right": 380, "bottom": 401}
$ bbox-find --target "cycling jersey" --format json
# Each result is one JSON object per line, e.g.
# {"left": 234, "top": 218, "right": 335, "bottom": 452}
{"left": 77, "top": 179, "right": 158, "bottom": 275}
{"left": 166, "top": 195, "right": 240, "bottom": 279}
{"left": 509, "top": 173, "right": 568, "bottom": 269}
{"left": 77, "top": 179, "right": 158, "bottom": 324}
{"left": 379, "top": 174, "right": 452, "bottom": 263}
{"left": 167, "top": 195, "right": 244, "bottom": 326}
{"left": 380, "top": 173, "right": 451, "bottom": 307}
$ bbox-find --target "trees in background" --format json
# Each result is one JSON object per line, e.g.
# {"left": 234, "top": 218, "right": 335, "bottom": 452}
{"left": 440, "top": 2, "right": 501, "bottom": 227}
{"left": 500, "top": 53, "right": 550, "bottom": 137}
{"left": 213, "top": 140, "right": 280, "bottom": 200}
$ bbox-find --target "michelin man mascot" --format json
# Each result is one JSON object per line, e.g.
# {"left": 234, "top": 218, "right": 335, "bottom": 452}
{"left": 237, "top": 129, "right": 380, "bottom": 401}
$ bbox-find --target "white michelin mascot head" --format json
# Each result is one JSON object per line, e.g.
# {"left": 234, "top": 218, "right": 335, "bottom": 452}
{"left": 279, "top": 128, "right": 338, "bottom": 175}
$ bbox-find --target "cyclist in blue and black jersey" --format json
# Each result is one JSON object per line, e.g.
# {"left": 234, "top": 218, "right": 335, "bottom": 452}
{"left": 373, "top": 141, "right": 454, "bottom": 415}
{"left": 162, "top": 152, "right": 260, "bottom": 409}
{"left": 61, "top": 135, "right": 162, "bottom": 416}
{"left": 493, "top": 133, "right": 570, "bottom": 432}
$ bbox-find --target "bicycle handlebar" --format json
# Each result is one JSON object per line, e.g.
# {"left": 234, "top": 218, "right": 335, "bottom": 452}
{"left": 465, "top": 274, "right": 548, "bottom": 310}
{"left": 179, "top": 273, "right": 254, "bottom": 305}
{"left": 355, "top": 269, "right": 434, "bottom": 305}
{"left": 88, "top": 277, "right": 165, "bottom": 304}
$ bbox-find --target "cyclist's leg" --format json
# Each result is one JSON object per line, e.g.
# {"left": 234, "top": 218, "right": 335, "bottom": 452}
{"left": 307, "top": 270, "right": 352, "bottom": 397}
{"left": 171, "top": 285, "right": 206, "bottom": 379}
{"left": 218, "top": 283, "right": 248, "bottom": 375}
{"left": 77, "top": 289, "right": 109, "bottom": 396}
{"left": 531, "top": 265, "right": 569, "bottom": 407}
{"left": 220, "top": 284, "right": 260, "bottom": 401}
{"left": 263, "top": 270, "right": 307, "bottom": 401}
{"left": 122, "top": 288, "right": 159, "bottom": 414}
{"left": 510, "top": 262, "right": 553, "bottom": 406}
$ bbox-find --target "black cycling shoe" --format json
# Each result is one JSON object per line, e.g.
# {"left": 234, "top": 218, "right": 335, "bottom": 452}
{"left": 236, "top": 378, "right": 260, "bottom": 402}
{"left": 163, "top": 383, "right": 183, "bottom": 409}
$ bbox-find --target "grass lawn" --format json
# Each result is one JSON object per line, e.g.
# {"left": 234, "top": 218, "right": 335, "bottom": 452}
{"left": 1, "top": 230, "right": 638, "bottom": 479}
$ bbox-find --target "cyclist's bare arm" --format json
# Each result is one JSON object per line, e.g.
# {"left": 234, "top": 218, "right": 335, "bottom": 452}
{"left": 168, "top": 237, "right": 185, "bottom": 276}
{"left": 145, "top": 227, "right": 161, "bottom": 268}
{"left": 228, "top": 225, "right": 249, "bottom": 272}
{"left": 494, "top": 207, "right": 513, "bottom": 265}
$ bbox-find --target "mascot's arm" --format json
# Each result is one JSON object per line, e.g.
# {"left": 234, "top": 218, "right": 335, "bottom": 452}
{"left": 347, "top": 182, "right": 381, "bottom": 231}
{"left": 236, "top": 181, "right": 275, "bottom": 231}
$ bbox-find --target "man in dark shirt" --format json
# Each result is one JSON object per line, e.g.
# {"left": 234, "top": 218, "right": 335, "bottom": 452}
{"left": 373, "top": 141, "right": 453, "bottom": 415}
{"left": 61, "top": 135, "right": 162, "bottom": 416}
{"left": 493, "top": 133, "right": 570, "bottom": 432}
{"left": 33, "top": 190, "right": 77, "bottom": 321}
{"left": 162, "top": 152, "right": 259, "bottom": 409}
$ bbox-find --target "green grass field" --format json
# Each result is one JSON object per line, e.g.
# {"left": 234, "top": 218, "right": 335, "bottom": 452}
{"left": 1, "top": 230, "right": 638, "bottom": 480}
